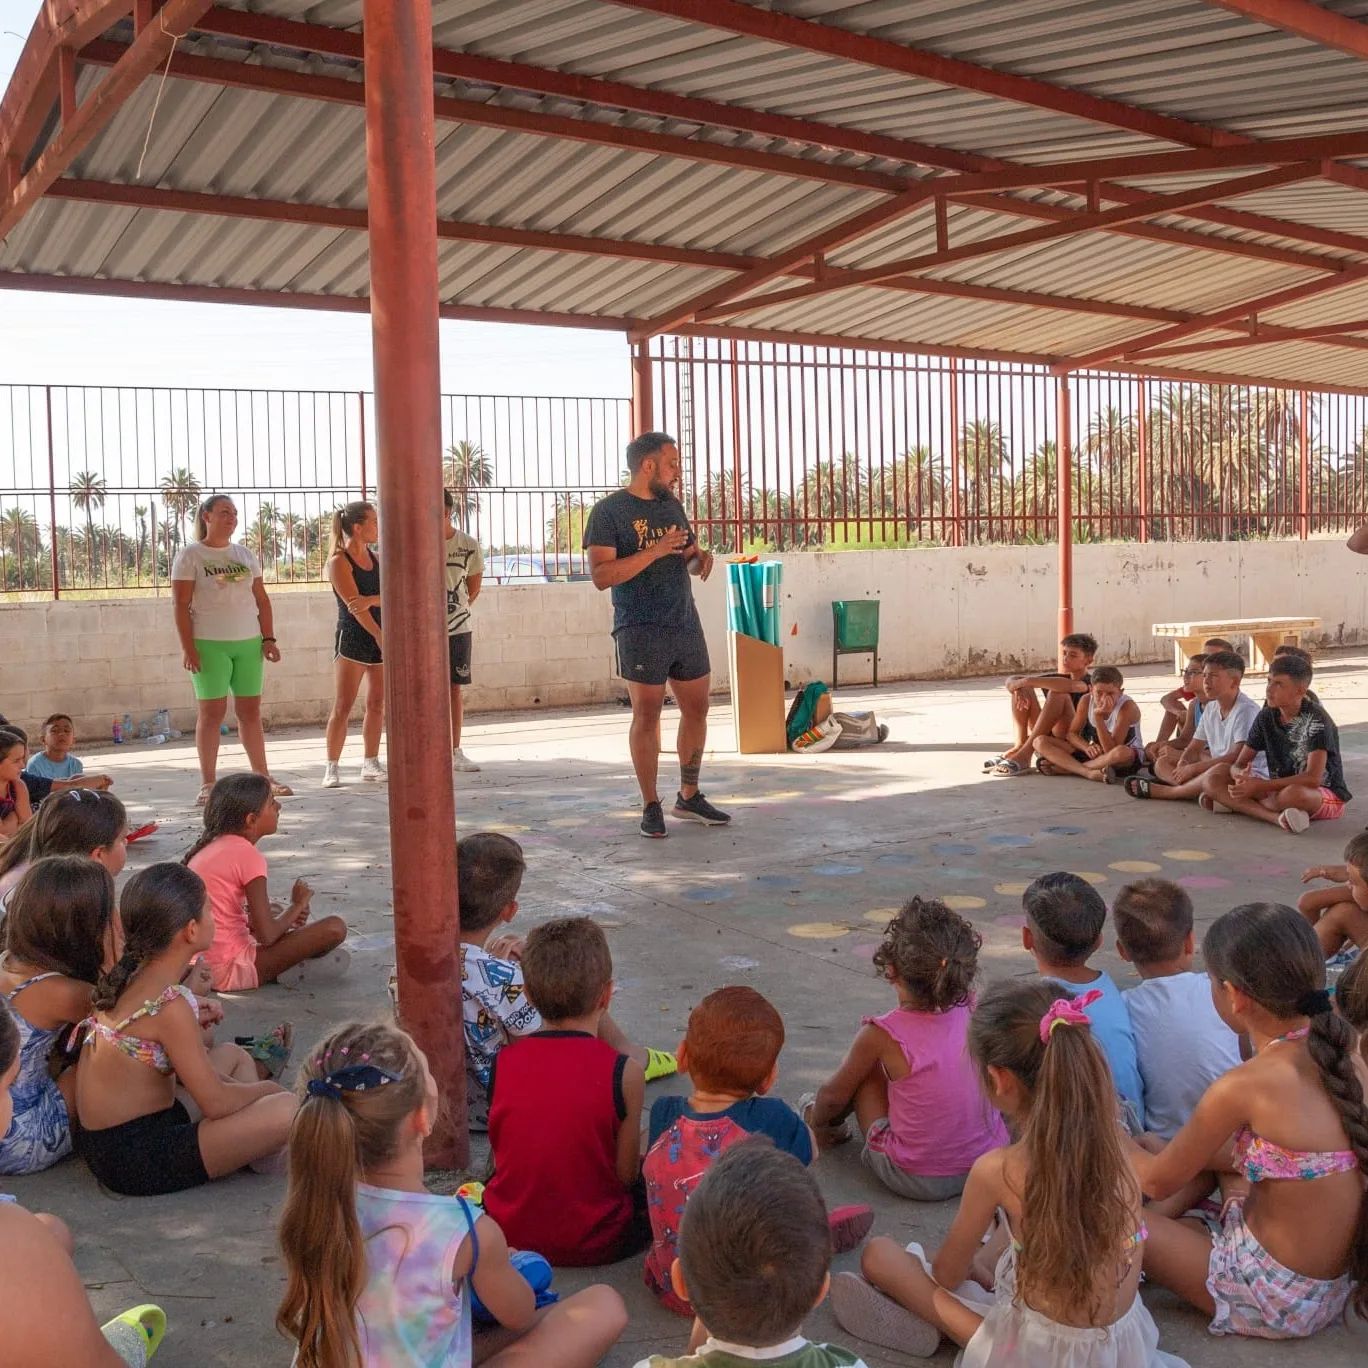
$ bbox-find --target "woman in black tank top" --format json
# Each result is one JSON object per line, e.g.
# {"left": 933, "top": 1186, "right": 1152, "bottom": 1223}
{"left": 322, "top": 501, "right": 387, "bottom": 787}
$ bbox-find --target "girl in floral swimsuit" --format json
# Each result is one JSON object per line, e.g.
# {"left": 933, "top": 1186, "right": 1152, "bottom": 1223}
{"left": 1135, "top": 903, "right": 1368, "bottom": 1339}
{"left": 74, "top": 862, "right": 297, "bottom": 1196}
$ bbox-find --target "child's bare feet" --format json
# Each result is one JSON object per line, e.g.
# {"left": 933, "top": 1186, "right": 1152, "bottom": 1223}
{"left": 799, "top": 1092, "right": 852, "bottom": 1149}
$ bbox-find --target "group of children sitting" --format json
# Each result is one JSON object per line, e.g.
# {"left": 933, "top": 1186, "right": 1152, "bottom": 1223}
{"left": 990, "top": 632, "right": 1352, "bottom": 837}
{"left": 2, "top": 689, "right": 1368, "bottom": 1365}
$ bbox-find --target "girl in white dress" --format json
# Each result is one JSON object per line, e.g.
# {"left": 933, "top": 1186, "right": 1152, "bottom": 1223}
{"left": 830, "top": 980, "right": 1186, "bottom": 1367}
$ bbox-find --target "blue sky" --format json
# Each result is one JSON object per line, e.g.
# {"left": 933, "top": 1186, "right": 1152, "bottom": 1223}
{"left": 0, "top": 8, "right": 629, "bottom": 397}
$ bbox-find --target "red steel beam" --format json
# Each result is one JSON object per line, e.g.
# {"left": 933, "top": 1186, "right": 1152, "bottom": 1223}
{"left": 1128, "top": 319, "right": 1368, "bottom": 360}
{"left": 606, "top": 0, "right": 1242, "bottom": 147}
{"left": 1064, "top": 261, "right": 1368, "bottom": 371}
{"left": 1200, "top": 1, "right": 1368, "bottom": 59}
{"left": 698, "top": 163, "right": 1320, "bottom": 320}
{"left": 44, "top": 177, "right": 1208, "bottom": 326}
{"left": 1100, "top": 358, "right": 1368, "bottom": 398}
{"left": 0, "top": 0, "right": 214, "bottom": 243}
{"left": 188, "top": 5, "right": 1368, "bottom": 262}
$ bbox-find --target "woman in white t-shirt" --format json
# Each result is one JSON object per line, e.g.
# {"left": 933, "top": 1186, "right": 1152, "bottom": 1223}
{"left": 171, "top": 495, "right": 292, "bottom": 806}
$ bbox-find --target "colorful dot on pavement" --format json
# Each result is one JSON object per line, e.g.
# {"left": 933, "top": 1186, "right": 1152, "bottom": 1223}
{"left": 756, "top": 874, "right": 797, "bottom": 889}
{"left": 1072, "top": 872, "right": 1108, "bottom": 886}
{"left": 484, "top": 823, "right": 530, "bottom": 835}
{"left": 933, "top": 842, "right": 978, "bottom": 856}
{"left": 683, "top": 888, "right": 733, "bottom": 904}
{"left": 986, "top": 834, "right": 1034, "bottom": 848}
{"left": 787, "top": 922, "right": 851, "bottom": 939}
{"left": 1164, "top": 849, "right": 1213, "bottom": 862}
{"left": 864, "top": 907, "right": 898, "bottom": 925}
{"left": 994, "top": 881, "right": 1030, "bottom": 896}
{"left": 1109, "top": 860, "right": 1162, "bottom": 874}
{"left": 942, "top": 895, "right": 987, "bottom": 911}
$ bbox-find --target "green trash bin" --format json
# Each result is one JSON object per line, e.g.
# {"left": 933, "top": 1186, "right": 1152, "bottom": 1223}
{"left": 832, "top": 600, "right": 880, "bottom": 688}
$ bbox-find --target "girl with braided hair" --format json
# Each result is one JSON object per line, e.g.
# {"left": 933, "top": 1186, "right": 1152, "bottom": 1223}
{"left": 73, "top": 862, "right": 295, "bottom": 1195}
{"left": 1135, "top": 903, "right": 1368, "bottom": 1339}
{"left": 277, "top": 1019, "right": 627, "bottom": 1368}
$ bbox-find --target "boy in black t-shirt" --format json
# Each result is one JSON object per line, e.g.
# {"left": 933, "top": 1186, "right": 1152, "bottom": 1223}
{"left": 1200, "top": 654, "right": 1350, "bottom": 834}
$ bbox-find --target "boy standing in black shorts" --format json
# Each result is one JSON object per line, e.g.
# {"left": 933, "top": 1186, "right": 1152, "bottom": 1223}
{"left": 584, "top": 432, "right": 730, "bottom": 838}
{"left": 443, "top": 489, "right": 484, "bottom": 773}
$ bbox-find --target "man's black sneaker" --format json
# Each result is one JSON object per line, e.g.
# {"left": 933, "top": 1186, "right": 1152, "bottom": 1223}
{"left": 640, "top": 801, "right": 667, "bottom": 838}
{"left": 672, "top": 791, "right": 731, "bottom": 826}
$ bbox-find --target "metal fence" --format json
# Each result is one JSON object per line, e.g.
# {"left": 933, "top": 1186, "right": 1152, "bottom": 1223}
{"left": 3, "top": 349, "right": 1367, "bottom": 596}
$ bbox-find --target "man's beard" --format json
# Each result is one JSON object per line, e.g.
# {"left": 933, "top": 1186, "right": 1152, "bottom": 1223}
{"left": 648, "top": 477, "right": 674, "bottom": 499}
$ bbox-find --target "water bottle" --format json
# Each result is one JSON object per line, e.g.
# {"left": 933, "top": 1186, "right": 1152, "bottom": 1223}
{"left": 155, "top": 709, "right": 171, "bottom": 736}
{"left": 122, "top": 714, "right": 133, "bottom": 744}
{"left": 112, "top": 718, "right": 123, "bottom": 745}
{"left": 147, "top": 734, "right": 167, "bottom": 745}
{"left": 220, "top": 723, "right": 230, "bottom": 736}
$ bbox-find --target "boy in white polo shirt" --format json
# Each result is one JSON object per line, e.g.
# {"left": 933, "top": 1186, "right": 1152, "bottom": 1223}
{"left": 1115, "top": 878, "right": 1242, "bottom": 1140}
{"left": 1123, "top": 650, "right": 1261, "bottom": 803}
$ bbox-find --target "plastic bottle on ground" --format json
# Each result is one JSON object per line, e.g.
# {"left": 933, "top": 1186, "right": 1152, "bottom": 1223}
{"left": 112, "top": 718, "right": 123, "bottom": 745}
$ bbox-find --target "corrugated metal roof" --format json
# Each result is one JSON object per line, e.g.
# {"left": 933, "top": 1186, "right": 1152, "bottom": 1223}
{"left": 1, "top": 0, "right": 1367, "bottom": 388}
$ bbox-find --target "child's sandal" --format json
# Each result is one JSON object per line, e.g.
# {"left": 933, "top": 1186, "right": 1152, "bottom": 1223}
{"left": 100, "top": 1305, "right": 167, "bottom": 1365}
{"left": 989, "top": 759, "right": 1023, "bottom": 777}
{"left": 1124, "top": 776, "right": 1152, "bottom": 799}
{"left": 235, "top": 1022, "right": 294, "bottom": 1080}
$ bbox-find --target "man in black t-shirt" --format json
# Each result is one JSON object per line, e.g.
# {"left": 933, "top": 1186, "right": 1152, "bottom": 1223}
{"left": 1201, "top": 652, "right": 1351, "bottom": 834}
{"left": 583, "top": 432, "right": 730, "bottom": 838}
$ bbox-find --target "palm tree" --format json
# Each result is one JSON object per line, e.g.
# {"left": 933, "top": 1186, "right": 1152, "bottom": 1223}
{"left": 958, "top": 420, "right": 1010, "bottom": 542}
{"left": 245, "top": 502, "right": 282, "bottom": 566}
{"left": 883, "top": 446, "right": 947, "bottom": 541}
{"left": 133, "top": 505, "right": 149, "bottom": 583}
{"left": 70, "top": 470, "right": 107, "bottom": 582}
{"left": 545, "top": 495, "right": 590, "bottom": 557}
{"left": 0, "top": 507, "right": 41, "bottom": 590}
{"left": 158, "top": 467, "right": 202, "bottom": 552}
{"left": 443, "top": 440, "right": 495, "bottom": 531}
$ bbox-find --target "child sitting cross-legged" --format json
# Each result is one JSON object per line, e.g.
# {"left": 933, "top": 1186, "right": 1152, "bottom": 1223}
{"left": 0, "top": 787, "right": 127, "bottom": 907}
{"left": 804, "top": 898, "right": 1007, "bottom": 1199}
{"left": 645, "top": 987, "right": 871, "bottom": 1315}
{"left": 483, "top": 915, "right": 651, "bottom": 1266}
{"left": 635, "top": 1139, "right": 873, "bottom": 1368}
{"left": 1134, "top": 904, "right": 1368, "bottom": 1340}
{"left": 1114, "top": 879, "right": 1242, "bottom": 1141}
{"left": 459, "top": 831, "right": 674, "bottom": 1130}
{"left": 0, "top": 857, "right": 119, "bottom": 1175}
{"left": 0, "top": 727, "right": 33, "bottom": 841}
{"left": 829, "top": 981, "right": 1185, "bottom": 1365}
{"left": 1200, "top": 652, "right": 1350, "bottom": 834}
{"left": 1143, "top": 655, "right": 1206, "bottom": 771}
{"left": 1033, "top": 665, "right": 1144, "bottom": 784}
{"left": 277, "top": 1019, "right": 627, "bottom": 1368}
{"left": 987, "top": 632, "right": 1096, "bottom": 777}
{"left": 23, "top": 714, "right": 113, "bottom": 794}
{"left": 185, "top": 774, "right": 349, "bottom": 990}
{"left": 1022, "top": 873, "right": 1144, "bottom": 1129}
{"left": 1297, "top": 830, "right": 1368, "bottom": 958}
{"left": 1127, "top": 651, "right": 1261, "bottom": 803}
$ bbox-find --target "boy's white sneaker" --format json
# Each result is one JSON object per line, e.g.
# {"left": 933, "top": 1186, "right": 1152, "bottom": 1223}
{"left": 361, "top": 756, "right": 388, "bottom": 783}
{"left": 1278, "top": 808, "right": 1311, "bottom": 834}
{"left": 452, "top": 748, "right": 481, "bottom": 773}
{"left": 321, "top": 762, "right": 342, "bottom": 788}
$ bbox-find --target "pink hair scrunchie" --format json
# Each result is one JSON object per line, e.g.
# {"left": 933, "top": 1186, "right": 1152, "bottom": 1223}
{"left": 1038, "top": 987, "right": 1104, "bottom": 1042}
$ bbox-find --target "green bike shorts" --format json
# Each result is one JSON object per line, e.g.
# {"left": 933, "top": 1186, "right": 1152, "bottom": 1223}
{"left": 191, "top": 637, "right": 264, "bottom": 701}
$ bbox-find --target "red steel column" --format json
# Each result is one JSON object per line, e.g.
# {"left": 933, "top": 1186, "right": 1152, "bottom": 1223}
{"left": 357, "top": 391, "right": 369, "bottom": 500}
{"left": 1057, "top": 375, "right": 1074, "bottom": 641}
{"left": 631, "top": 341, "right": 654, "bottom": 434}
{"left": 363, "top": 0, "right": 465, "bottom": 1166}
{"left": 1136, "top": 379, "right": 1149, "bottom": 544}
{"left": 948, "top": 358, "right": 962, "bottom": 546}
{"left": 1297, "top": 389, "right": 1310, "bottom": 539}
{"left": 45, "top": 386, "right": 60, "bottom": 599}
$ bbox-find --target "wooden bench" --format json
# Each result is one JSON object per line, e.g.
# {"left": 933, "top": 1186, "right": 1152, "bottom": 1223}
{"left": 1151, "top": 617, "right": 1320, "bottom": 673}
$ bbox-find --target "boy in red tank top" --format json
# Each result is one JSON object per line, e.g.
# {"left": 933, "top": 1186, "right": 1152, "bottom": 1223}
{"left": 484, "top": 917, "right": 650, "bottom": 1266}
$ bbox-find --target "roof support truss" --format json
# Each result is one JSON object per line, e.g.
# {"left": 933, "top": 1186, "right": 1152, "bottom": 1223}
{"left": 1199, "top": 1, "right": 1368, "bottom": 60}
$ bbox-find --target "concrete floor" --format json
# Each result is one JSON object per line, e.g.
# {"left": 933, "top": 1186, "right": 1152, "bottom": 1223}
{"left": 11, "top": 654, "right": 1368, "bottom": 1367}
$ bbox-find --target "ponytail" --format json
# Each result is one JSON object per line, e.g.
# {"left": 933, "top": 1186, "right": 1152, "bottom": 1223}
{"left": 1206, "top": 902, "right": 1368, "bottom": 1319}
{"left": 278, "top": 1022, "right": 427, "bottom": 1368}
{"left": 95, "top": 863, "right": 205, "bottom": 1010}
{"left": 328, "top": 501, "right": 375, "bottom": 559}
{"left": 183, "top": 773, "right": 271, "bottom": 866}
{"left": 194, "top": 494, "right": 232, "bottom": 543}
{"left": 968, "top": 980, "right": 1136, "bottom": 1322}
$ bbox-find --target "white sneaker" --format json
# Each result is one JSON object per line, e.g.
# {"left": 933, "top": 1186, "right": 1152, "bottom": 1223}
{"left": 361, "top": 756, "right": 388, "bottom": 783}
{"left": 321, "top": 762, "right": 342, "bottom": 788}
{"left": 452, "top": 748, "right": 481, "bottom": 773}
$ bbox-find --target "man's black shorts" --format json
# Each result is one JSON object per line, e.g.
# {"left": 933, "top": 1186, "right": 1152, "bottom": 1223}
{"left": 615, "top": 622, "right": 710, "bottom": 686}
{"left": 449, "top": 631, "right": 473, "bottom": 685}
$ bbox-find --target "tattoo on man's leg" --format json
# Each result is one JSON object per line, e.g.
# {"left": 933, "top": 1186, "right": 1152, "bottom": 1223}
{"left": 681, "top": 748, "right": 703, "bottom": 788}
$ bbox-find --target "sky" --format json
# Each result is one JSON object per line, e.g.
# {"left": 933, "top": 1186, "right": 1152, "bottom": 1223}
{"left": 0, "top": 8, "right": 630, "bottom": 398}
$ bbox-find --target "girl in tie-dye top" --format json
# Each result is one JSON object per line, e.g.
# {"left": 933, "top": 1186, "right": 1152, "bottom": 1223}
{"left": 278, "top": 1020, "right": 628, "bottom": 1368}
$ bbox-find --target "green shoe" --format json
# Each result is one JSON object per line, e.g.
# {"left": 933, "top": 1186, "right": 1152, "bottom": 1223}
{"left": 644, "top": 1048, "right": 679, "bottom": 1083}
{"left": 101, "top": 1305, "right": 167, "bottom": 1366}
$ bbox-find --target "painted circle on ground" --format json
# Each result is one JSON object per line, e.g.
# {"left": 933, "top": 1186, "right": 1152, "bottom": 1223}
{"left": 787, "top": 922, "right": 851, "bottom": 938}
{"left": 942, "top": 895, "right": 987, "bottom": 910}
{"left": 1072, "top": 871, "right": 1109, "bottom": 886}
{"left": 986, "top": 834, "right": 1034, "bottom": 848}
{"left": 483, "top": 823, "right": 530, "bottom": 835}
{"left": 863, "top": 907, "right": 899, "bottom": 925}
{"left": 755, "top": 873, "right": 798, "bottom": 889}
{"left": 1109, "top": 860, "right": 1162, "bottom": 874}
{"left": 1164, "top": 849, "right": 1214, "bottom": 862}
{"left": 932, "top": 842, "right": 977, "bottom": 856}
{"left": 682, "top": 888, "right": 732, "bottom": 904}
{"left": 994, "top": 881, "right": 1030, "bottom": 896}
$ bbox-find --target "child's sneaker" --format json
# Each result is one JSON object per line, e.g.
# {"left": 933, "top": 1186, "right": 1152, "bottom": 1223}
{"left": 1279, "top": 808, "right": 1311, "bottom": 834}
{"left": 321, "top": 761, "right": 342, "bottom": 788}
{"left": 360, "top": 756, "right": 387, "bottom": 783}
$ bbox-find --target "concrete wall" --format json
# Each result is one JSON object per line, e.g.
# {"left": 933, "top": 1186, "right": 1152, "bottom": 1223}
{"left": 3, "top": 536, "right": 1365, "bottom": 736}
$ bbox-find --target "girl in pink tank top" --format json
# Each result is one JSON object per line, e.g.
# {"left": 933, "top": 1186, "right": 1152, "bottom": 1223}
{"left": 804, "top": 898, "right": 1007, "bottom": 1199}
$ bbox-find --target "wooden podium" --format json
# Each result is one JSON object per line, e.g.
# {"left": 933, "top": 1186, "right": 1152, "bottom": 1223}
{"left": 729, "top": 630, "right": 786, "bottom": 754}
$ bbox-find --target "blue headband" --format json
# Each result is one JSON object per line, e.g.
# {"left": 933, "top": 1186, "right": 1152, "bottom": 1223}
{"left": 306, "top": 1063, "right": 402, "bottom": 1101}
